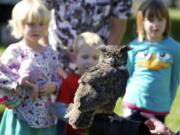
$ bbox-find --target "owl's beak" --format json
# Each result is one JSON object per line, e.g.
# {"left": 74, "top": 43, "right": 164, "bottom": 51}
{"left": 110, "top": 58, "right": 115, "bottom": 66}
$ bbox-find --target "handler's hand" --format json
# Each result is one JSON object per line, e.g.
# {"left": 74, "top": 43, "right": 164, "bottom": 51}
{"left": 39, "top": 80, "right": 56, "bottom": 96}
{"left": 23, "top": 80, "right": 39, "bottom": 99}
{"left": 142, "top": 113, "right": 175, "bottom": 135}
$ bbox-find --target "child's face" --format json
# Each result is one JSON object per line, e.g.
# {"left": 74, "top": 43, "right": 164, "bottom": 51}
{"left": 76, "top": 46, "right": 99, "bottom": 74}
{"left": 143, "top": 15, "right": 166, "bottom": 42}
{"left": 23, "top": 22, "right": 46, "bottom": 44}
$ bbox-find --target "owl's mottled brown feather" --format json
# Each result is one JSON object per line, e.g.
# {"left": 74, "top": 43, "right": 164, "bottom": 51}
{"left": 66, "top": 45, "right": 130, "bottom": 129}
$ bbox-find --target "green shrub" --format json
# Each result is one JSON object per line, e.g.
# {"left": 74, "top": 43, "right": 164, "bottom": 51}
{"left": 0, "top": 105, "right": 5, "bottom": 122}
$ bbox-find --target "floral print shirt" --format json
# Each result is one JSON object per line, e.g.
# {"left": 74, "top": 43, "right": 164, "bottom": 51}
{"left": 1, "top": 42, "right": 61, "bottom": 128}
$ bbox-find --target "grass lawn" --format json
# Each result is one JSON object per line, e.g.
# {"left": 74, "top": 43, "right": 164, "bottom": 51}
{"left": 0, "top": 47, "right": 5, "bottom": 54}
{"left": 166, "top": 89, "right": 180, "bottom": 131}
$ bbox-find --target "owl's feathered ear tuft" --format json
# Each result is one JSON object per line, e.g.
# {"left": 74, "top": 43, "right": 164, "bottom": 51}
{"left": 119, "top": 45, "right": 131, "bottom": 52}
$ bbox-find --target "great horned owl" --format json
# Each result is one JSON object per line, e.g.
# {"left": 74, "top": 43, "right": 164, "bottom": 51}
{"left": 66, "top": 45, "right": 130, "bottom": 129}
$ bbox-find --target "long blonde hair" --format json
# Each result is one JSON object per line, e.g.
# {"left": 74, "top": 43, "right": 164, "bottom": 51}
{"left": 9, "top": 0, "right": 51, "bottom": 39}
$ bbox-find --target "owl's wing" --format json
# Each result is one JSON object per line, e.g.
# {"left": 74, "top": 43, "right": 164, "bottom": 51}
{"left": 67, "top": 87, "right": 111, "bottom": 129}
{"left": 74, "top": 83, "right": 111, "bottom": 112}
{"left": 78, "top": 65, "right": 100, "bottom": 84}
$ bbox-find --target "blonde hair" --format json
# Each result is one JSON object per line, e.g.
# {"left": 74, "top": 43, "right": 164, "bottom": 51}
{"left": 9, "top": 0, "right": 51, "bottom": 39}
{"left": 73, "top": 32, "right": 104, "bottom": 54}
{"left": 136, "top": 0, "right": 170, "bottom": 41}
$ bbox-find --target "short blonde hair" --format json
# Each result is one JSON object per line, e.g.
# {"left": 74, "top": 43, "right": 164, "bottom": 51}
{"left": 9, "top": 0, "right": 51, "bottom": 39}
{"left": 73, "top": 32, "right": 104, "bottom": 54}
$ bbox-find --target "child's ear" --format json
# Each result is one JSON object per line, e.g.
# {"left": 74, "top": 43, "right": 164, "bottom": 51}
{"left": 96, "top": 44, "right": 106, "bottom": 52}
{"left": 70, "top": 51, "right": 77, "bottom": 63}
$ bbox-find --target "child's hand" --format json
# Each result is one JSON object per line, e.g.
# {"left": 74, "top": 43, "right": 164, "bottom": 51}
{"left": 39, "top": 80, "right": 56, "bottom": 96}
{"left": 23, "top": 80, "right": 39, "bottom": 99}
{"left": 31, "top": 83, "right": 39, "bottom": 99}
{"left": 18, "top": 76, "right": 29, "bottom": 85}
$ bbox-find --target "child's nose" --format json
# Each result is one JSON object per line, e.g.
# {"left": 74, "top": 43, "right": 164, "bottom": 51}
{"left": 87, "top": 59, "right": 93, "bottom": 64}
{"left": 153, "top": 20, "right": 160, "bottom": 26}
{"left": 87, "top": 58, "right": 96, "bottom": 65}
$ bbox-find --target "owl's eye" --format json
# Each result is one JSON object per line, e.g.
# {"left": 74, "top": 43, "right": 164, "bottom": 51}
{"left": 157, "top": 53, "right": 171, "bottom": 61}
{"left": 115, "top": 53, "right": 121, "bottom": 58}
{"left": 118, "top": 52, "right": 122, "bottom": 57}
{"left": 137, "top": 52, "right": 151, "bottom": 60}
{"left": 105, "top": 52, "right": 111, "bottom": 58}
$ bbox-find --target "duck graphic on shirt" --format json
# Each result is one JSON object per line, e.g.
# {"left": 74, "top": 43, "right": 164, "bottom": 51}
{"left": 136, "top": 50, "right": 172, "bottom": 70}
